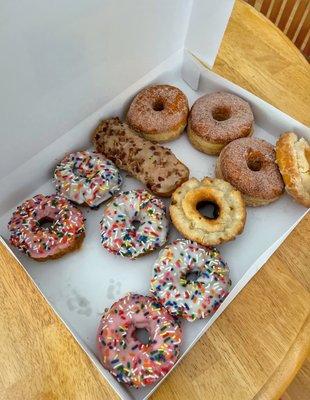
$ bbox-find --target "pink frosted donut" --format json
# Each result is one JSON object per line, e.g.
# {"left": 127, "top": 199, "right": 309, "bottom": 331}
{"left": 97, "top": 293, "right": 182, "bottom": 388}
{"left": 188, "top": 91, "right": 254, "bottom": 155}
{"left": 8, "top": 194, "right": 85, "bottom": 261}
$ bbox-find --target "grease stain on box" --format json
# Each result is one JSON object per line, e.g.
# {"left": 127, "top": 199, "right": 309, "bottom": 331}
{"left": 67, "top": 289, "right": 92, "bottom": 316}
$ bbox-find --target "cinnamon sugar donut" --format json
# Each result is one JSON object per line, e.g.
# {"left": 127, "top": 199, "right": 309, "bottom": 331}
{"left": 276, "top": 132, "right": 310, "bottom": 207}
{"left": 216, "top": 138, "right": 284, "bottom": 206}
{"left": 126, "top": 85, "right": 189, "bottom": 142}
{"left": 188, "top": 92, "right": 254, "bottom": 155}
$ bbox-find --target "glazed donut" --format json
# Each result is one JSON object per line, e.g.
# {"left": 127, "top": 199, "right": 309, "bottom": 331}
{"left": 100, "top": 190, "right": 168, "bottom": 258}
{"left": 93, "top": 117, "right": 189, "bottom": 197}
{"left": 188, "top": 92, "right": 254, "bottom": 155}
{"left": 97, "top": 293, "right": 182, "bottom": 388}
{"left": 150, "top": 239, "right": 231, "bottom": 321}
{"left": 8, "top": 194, "right": 85, "bottom": 261}
{"left": 276, "top": 132, "right": 310, "bottom": 207}
{"left": 126, "top": 84, "right": 189, "bottom": 142}
{"left": 216, "top": 137, "right": 284, "bottom": 206}
{"left": 170, "top": 177, "right": 246, "bottom": 246}
{"left": 54, "top": 150, "right": 122, "bottom": 208}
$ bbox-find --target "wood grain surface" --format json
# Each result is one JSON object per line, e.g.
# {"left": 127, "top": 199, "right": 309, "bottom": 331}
{"left": 0, "top": 1, "right": 309, "bottom": 399}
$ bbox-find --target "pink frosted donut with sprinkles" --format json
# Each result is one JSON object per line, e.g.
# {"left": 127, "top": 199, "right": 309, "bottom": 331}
{"left": 8, "top": 194, "right": 85, "bottom": 261}
{"left": 97, "top": 293, "right": 182, "bottom": 388}
{"left": 150, "top": 239, "right": 231, "bottom": 321}
{"left": 54, "top": 151, "right": 122, "bottom": 208}
{"left": 100, "top": 190, "right": 168, "bottom": 259}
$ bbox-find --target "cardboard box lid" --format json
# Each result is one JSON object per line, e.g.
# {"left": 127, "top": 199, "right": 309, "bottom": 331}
{"left": 0, "top": 0, "right": 234, "bottom": 180}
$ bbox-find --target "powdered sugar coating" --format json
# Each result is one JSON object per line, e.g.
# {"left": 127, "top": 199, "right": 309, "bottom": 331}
{"left": 150, "top": 239, "right": 231, "bottom": 321}
{"left": 54, "top": 151, "right": 122, "bottom": 207}
{"left": 127, "top": 85, "right": 188, "bottom": 134}
{"left": 8, "top": 194, "right": 85, "bottom": 260}
{"left": 218, "top": 137, "right": 284, "bottom": 199}
{"left": 97, "top": 293, "right": 182, "bottom": 388}
{"left": 189, "top": 92, "right": 254, "bottom": 144}
{"left": 100, "top": 190, "right": 168, "bottom": 259}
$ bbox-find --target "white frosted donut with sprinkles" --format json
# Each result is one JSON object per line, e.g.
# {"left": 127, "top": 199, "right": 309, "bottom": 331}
{"left": 54, "top": 151, "right": 122, "bottom": 208}
{"left": 100, "top": 190, "right": 168, "bottom": 259}
{"left": 97, "top": 293, "right": 182, "bottom": 388}
{"left": 150, "top": 239, "right": 231, "bottom": 321}
{"left": 8, "top": 194, "right": 85, "bottom": 261}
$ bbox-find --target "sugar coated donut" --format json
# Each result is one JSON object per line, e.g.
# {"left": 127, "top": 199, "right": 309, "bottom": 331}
{"left": 188, "top": 92, "right": 254, "bottom": 155}
{"left": 97, "top": 293, "right": 182, "bottom": 387}
{"left": 54, "top": 150, "right": 122, "bottom": 207}
{"left": 216, "top": 137, "right": 284, "bottom": 206}
{"left": 276, "top": 132, "right": 310, "bottom": 207}
{"left": 100, "top": 190, "right": 168, "bottom": 258}
{"left": 150, "top": 239, "right": 231, "bottom": 321}
{"left": 8, "top": 194, "right": 85, "bottom": 261}
{"left": 126, "top": 84, "right": 189, "bottom": 142}
{"left": 170, "top": 177, "right": 246, "bottom": 246}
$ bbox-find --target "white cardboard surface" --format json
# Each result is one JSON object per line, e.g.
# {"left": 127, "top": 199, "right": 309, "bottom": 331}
{"left": 0, "top": 50, "right": 309, "bottom": 400}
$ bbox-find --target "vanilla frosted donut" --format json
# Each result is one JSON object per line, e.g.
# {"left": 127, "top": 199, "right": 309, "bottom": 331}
{"left": 8, "top": 194, "right": 85, "bottom": 261}
{"left": 188, "top": 92, "right": 254, "bottom": 155}
{"left": 97, "top": 293, "right": 182, "bottom": 388}
{"left": 127, "top": 85, "right": 189, "bottom": 142}
{"left": 54, "top": 151, "right": 122, "bottom": 207}
{"left": 150, "top": 240, "right": 231, "bottom": 321}
{"left": 100, "top": 190, "right": 168, "bottom": 258}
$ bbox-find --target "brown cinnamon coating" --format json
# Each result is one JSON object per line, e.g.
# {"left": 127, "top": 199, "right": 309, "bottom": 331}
{"left": 92, "top": 118, "right": 189, "bottom": 197}
{"left": 218, "top": 137, "right": 284, "bottom": 201}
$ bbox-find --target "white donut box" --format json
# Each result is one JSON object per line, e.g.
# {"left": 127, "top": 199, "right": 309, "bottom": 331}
{"left": 0, "top": 1, "right": 309, "bottom": 399}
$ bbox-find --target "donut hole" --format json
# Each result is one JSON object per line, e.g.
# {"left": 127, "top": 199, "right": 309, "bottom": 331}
{"left": 133, "top": 327, "right": 151, "bottom": 345}
{"left": 152, "top": 99, "right": 165, "bottom": 112}
{"left": 247, "top": 150, "right": 263, "bottom": 171}
{"left": 38, "top": 217, "right": 54, "bottom": 230}
{"left": 212, "top": 106, "right": 231, "bottom": 121}
{"left": 196, "top": 201, "right": 219, "bottom": 220}
{"left": 185, "top": 270, "right": 201, "bottom": 283}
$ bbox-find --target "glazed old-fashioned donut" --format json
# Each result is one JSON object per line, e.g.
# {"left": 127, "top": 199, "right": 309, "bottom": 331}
{"left": 188, "top": 92, "right": 254, "bottom": 155}
{"left": 8, "top": 194, "right": 85, "bottom": 261}
{"left": 97, "top": 293, "right": 182, "bottom": 388}
{"left": 150, "top": 239, "right": 231, "bottom": 321}
{"left": 126, "top": 84, "right": 189, "bottom": 142}
{"left": 100, "top": 190, "right": 168, "bottom": 258}
{"left": 170, "top": 177, "right": 246, "bottom": 246}
{"left": 54, "top": 151, "right": 122, "bottom": 208}
{"left": 216, "top": 137, "right": 284, "bottom": 206}
{"left": 276, "top": 132, "right": 310, "bottom": 207}
{"left": 93, "top": 117, "right": 189, "bottom": 197}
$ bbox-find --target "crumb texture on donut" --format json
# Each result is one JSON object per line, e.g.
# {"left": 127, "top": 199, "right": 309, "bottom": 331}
{"left": 126, "top": 84, "right": 189, "bottom": 142}
{"left": 170, "top": 177, "right": 246, "bottom": 246}
{"left": 93, "top": 117, "right": 189, "bottom": 196}
{"left": 276, "top": 132, "right": 310, "bottom": 207}
{"left": 217, "top": 137, "right": 284, "bottom": 206}
{"left": 188, "top": 92, "right": 254, "bottom": 152}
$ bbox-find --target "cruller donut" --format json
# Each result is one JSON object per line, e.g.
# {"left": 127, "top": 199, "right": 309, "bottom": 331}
{"left": 216, "top": 137, "right": 284, "bottom": 206}
{"left": 170, "top": 177, "right": 246, "bottom": 246}
{"left": 188, "top": 91, "right": 254, "bottom": 155}
{"left": 126, "top": 84, "right": 189, "bottom": 142}
{"left": 276, "top": 132, "right": 310, "bottom": 207}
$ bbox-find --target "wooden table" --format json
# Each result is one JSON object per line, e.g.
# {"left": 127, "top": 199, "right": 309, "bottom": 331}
{"left": 0, "top": 1, "right": 309, "bottom": 399}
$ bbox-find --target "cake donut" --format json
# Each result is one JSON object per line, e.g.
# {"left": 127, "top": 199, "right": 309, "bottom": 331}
{"left": 188, "top": 92, "right": 254, "bottom": 155}
{"left": 126, "top": 84, "right": 189, "bottom": 142}
{"left": 150, "top": 239, "right": 231, "bottom": 321}
{"left": 93, "top": 117, "right": 189, "bottom": 197}
{"left": 276, "top": 132, "right": 310, "bottom": 207}
{"left": 97, "top": 293, "right": 182, "bottom": 388}
{"left": 216, "top": 137, "right": 284, "bottom": 206}
{"left": 54, "top": 150, "right": 122, "bottom": 208}
{"left": 100, "top": 190, "right": 168, "bottom": 258}
{"left": 170, "top": 177, "right": 246, "bottom": 246}
{"left": 8, "top": 194, "right": 85, "bottom": 261}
